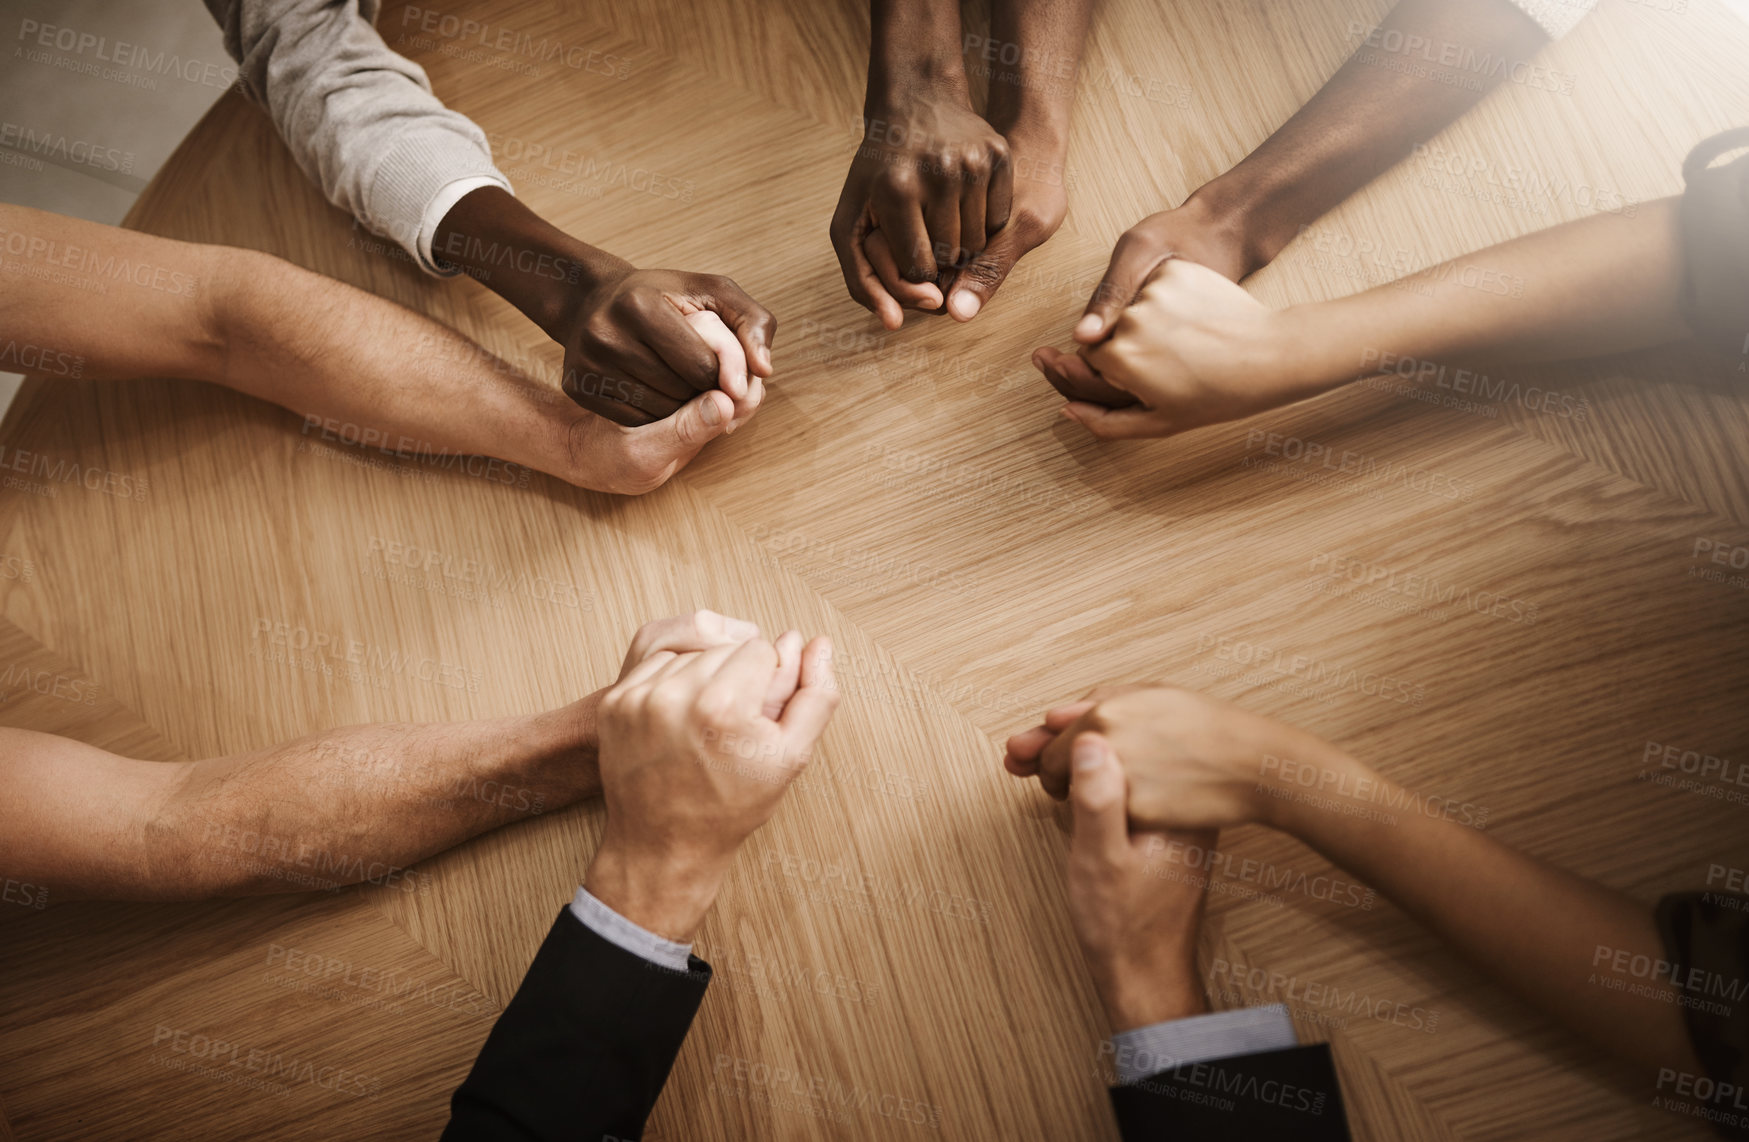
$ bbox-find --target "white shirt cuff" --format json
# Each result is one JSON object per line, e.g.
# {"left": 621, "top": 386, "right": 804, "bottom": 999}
{"left": 568, "top": 885, "right": 693, "bottom": 973}
{"left": 1505, "top": 0, "right": 1596, "bottom": 40}
{"left": 418, "top": 175, "right": 514, "bottom": 276}
{"left": 1112, "top": 1003, "right": 1300, "bottom": 1085}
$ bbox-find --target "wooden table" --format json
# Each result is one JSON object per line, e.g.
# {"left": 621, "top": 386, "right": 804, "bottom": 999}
{"left": 3, "top": 0, "right": 1748, "bottom": 1138}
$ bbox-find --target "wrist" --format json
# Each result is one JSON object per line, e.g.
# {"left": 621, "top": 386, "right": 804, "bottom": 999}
{"left": 1183, "top": 174, "right": 1305, "bottom": 280}
{"left": 992, "top": 113, "right": 1070, "bottom": 166}
{"left": 1094, "top": 948, "right": 1208, "bottom": 1032}
{"left": 1265, "top": 302, "right": 1364, "bottom": 402}
{"left": 586, "top": 835, "right": 728, "bottom": 943}
{"left": 508, "top": 699, "right": 603, "bottom": 805}
{"left": 1256, "top": 742, "right": 1378, "bottom": 837}
{"left": 433, "top": 187, "right": 616, "bottom": 340}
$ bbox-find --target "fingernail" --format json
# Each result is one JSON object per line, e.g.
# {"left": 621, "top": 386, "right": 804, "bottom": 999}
{"left": 700, "top": 396, "right": 724, "bottom": 426}
{"left": 725, "top": 617, "right": 760, "bottom": 640}
{"left": 1074, "top": 314, "right": 1103, "bottom": 339}
{"left": 949, "top": 291, "right": 980, "bottom": 320}
{"left": 1073, "top": 736, "right": 1104, "bottom": 772}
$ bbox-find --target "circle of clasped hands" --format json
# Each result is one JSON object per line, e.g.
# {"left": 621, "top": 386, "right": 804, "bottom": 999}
{"left": 6, "top": 2, "right": 1746, "bottom": 1138}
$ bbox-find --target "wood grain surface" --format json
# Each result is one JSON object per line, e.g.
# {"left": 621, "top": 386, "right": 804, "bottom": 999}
{"left": 3, "top": 0, "right": 1748, "bottom": 1139}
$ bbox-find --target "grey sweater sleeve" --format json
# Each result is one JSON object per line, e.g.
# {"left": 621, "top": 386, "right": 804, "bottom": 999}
{"left": 205, "top": 0, "right": 511, "bottom": 274}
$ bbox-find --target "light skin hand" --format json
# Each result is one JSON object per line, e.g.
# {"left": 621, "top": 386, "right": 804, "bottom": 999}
{"left": 1004, "top": 683, "right": 1352, "bottom": 830}
{"left": 1034, "top": 260, "right": 1321, "bottom": 440}
{"left": 1059, "top": 733, "right": 1215, "bottom": 1031}
{"left": 586, "top": 627, "right": 839, "bottom": 942}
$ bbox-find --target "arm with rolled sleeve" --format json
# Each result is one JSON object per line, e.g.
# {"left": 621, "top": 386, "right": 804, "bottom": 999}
{"left": 204, "top": 0, "right": 511, "bottom": 274}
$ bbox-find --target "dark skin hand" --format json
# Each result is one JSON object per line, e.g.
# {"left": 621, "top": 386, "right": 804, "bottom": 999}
{"left": 435, "top": 187, "right": 775, "bottom": 426}
{"left": 832, "top": 0, "right": 1091, "bottom": 328}
{"left": 1040, "top": 0, "right": 1549, "bottom": 407}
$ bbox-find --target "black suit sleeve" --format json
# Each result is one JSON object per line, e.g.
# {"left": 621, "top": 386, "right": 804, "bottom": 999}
{"left": 441, "top": 906, "right": 712, "bottom": 1142}
{"left": 1677, "top": 127, "right": 1749, "bottom": 362}
{"left": 1112, "top": 1044, "right": 1352, "bottom": 1141}
{"left": 1656, "top": 892, "right": 1749, "bottom": 1139}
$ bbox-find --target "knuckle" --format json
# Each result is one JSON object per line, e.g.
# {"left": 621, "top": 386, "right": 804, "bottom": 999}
{"left": 885, "top": 167, "right": 921, "bottom": 196}
{"left": 647, "top": 686, "right": 688, "bottom": 721}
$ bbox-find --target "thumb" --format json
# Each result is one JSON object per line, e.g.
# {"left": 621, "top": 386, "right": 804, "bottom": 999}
{"left": 1076, "top": 236, "right": 1168, "bottom": 344}
{"left": 1069, "top": 733, "right": 1130, "bottom": 861}
{"left": 944, "top": 218, "right": 1041, "bottom": 322}
{"left": 666, "top": 390, "right": 733, "bottom": 453}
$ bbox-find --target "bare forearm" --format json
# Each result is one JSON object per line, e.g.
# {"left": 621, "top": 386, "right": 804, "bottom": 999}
{"left": 214, "top": 248, "right": 577, "bottom": 479}
{"left": 0, "top": 205, "right": 226, "bottom": 382}
{"left": 983, "top": 0, "right": 1094, "bottom": 149}
{"left": 432, "top": 187, "right": 622, "bottom": 339}
{"left": 1200, "top": 0, "right": 1549, "bottom": 274}
{"left": 1276, "top": 198, "right": 1689, "bottom": 398}
{"left": 1268, "top": 750, "right": 1698, "bottom": 1074}
{"left": 0, "top": 698, "right": 601, "bottom": 901}
{"left": 868, "top": 0, "right": 969, "bottom": 102}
